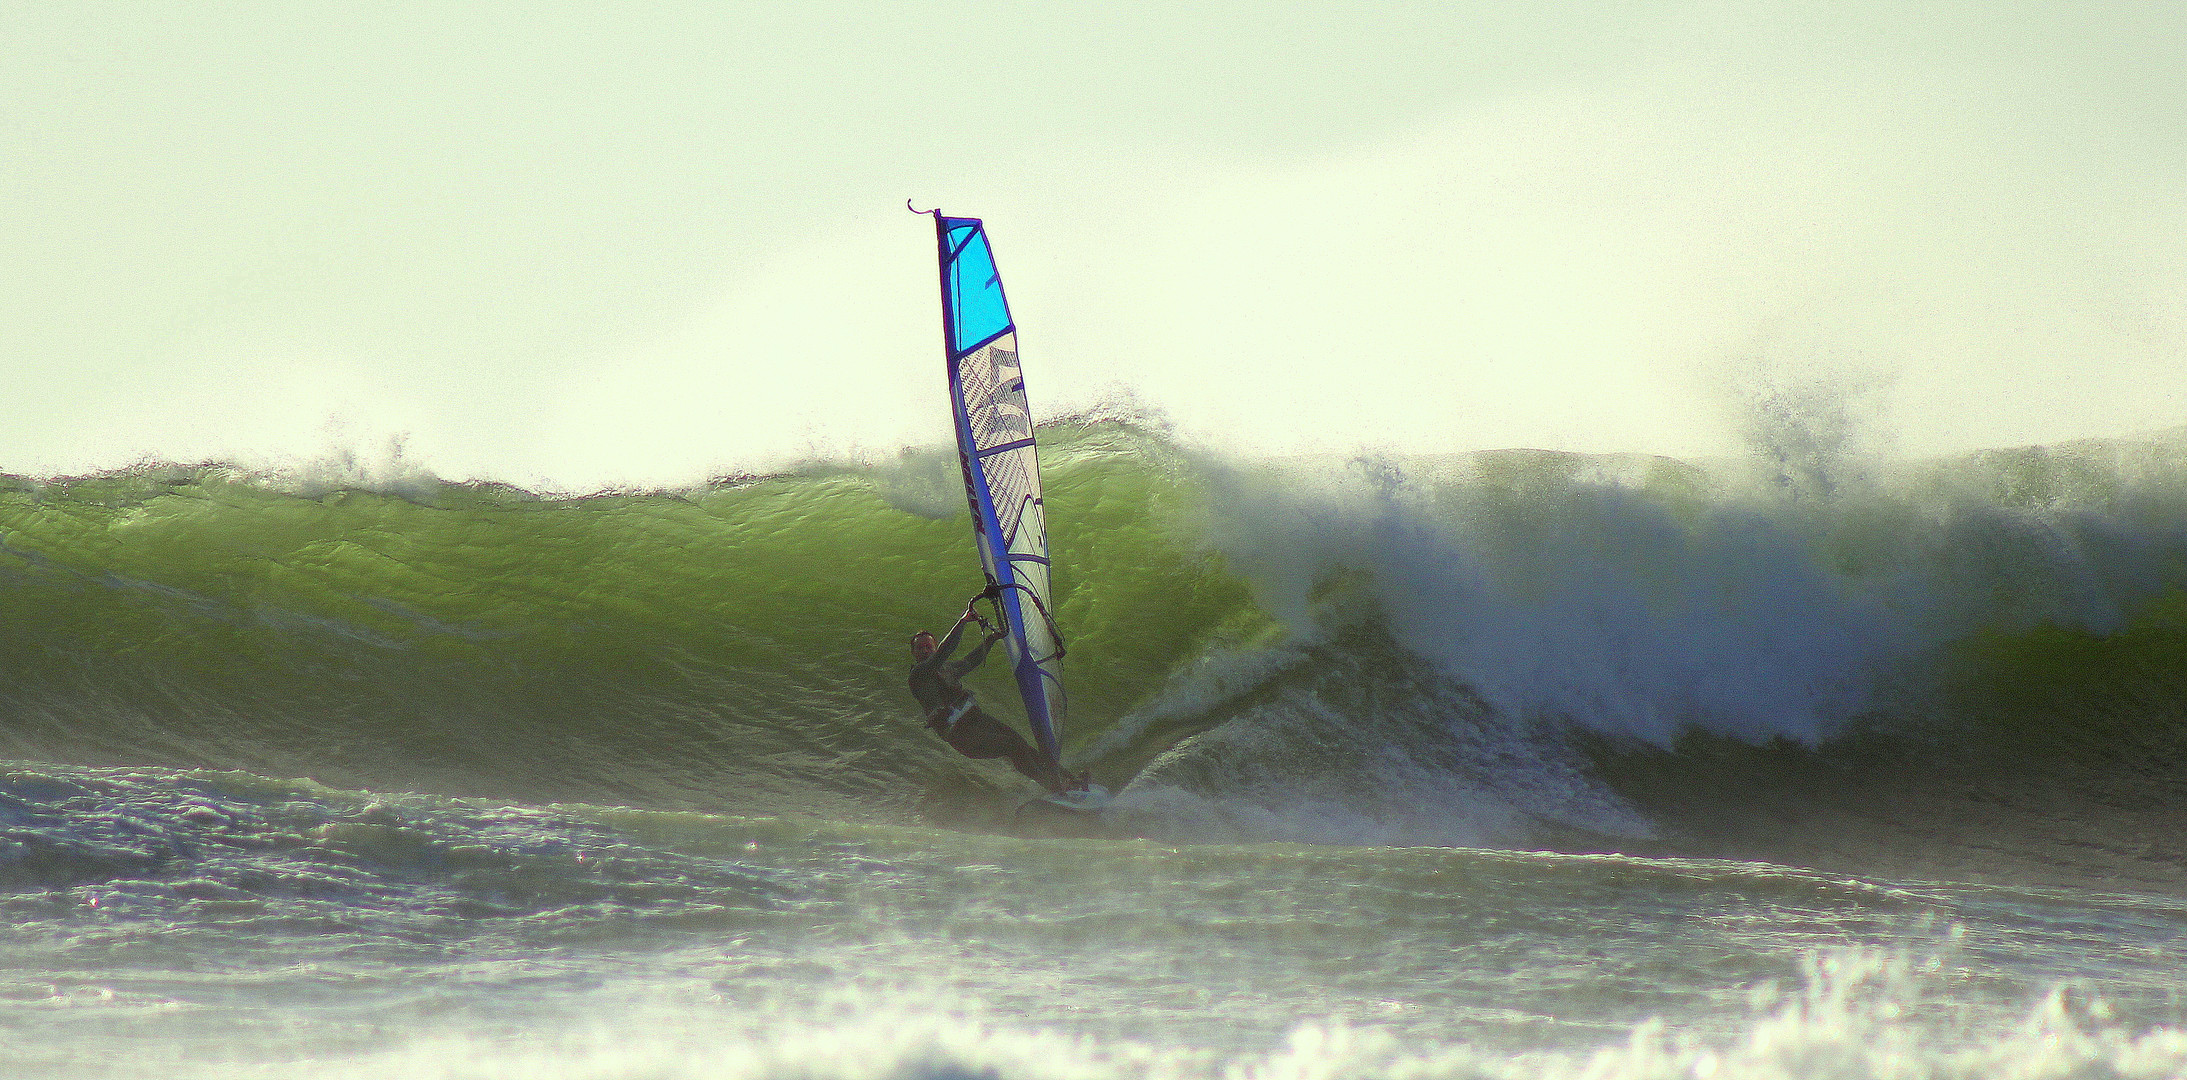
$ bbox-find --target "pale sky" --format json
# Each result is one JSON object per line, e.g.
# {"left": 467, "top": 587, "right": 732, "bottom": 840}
{"left": 5, "top": 3, "right": 2183, "bottom": 489}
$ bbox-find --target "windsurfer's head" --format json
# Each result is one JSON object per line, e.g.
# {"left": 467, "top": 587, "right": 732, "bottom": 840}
{"left": 910, "top": 631, "right": 938, "bottom": 660}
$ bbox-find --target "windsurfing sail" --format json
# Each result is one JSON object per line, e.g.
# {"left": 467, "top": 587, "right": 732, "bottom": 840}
{"left": 927, "top": 210, "right": 1067, "bottom": 768}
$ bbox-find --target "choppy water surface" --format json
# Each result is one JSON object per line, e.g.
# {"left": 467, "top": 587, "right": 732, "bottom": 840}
{"left": 6, "top": 764, "right": 2184, "bottom": 1079}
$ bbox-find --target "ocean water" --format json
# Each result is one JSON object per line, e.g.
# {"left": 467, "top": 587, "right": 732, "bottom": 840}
{"left": 3, "top": 418, "right": 2186, "bottom": 1078}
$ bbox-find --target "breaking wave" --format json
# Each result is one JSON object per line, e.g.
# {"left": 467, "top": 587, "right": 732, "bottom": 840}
{"left": 4, "top": 418, "right": 2186, "bottom": 870}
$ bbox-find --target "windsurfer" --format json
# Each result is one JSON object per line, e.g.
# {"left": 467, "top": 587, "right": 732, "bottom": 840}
{"left": 910, "top": 596, "right": 1081, "bottom": 794}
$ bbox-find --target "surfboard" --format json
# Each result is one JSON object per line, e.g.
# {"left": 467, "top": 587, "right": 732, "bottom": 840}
{"left": 925, "top": 209, "right": 1092, "bottom": 809}
{"left": 1036, "top": 782, "right": 1111, "bottom": 812}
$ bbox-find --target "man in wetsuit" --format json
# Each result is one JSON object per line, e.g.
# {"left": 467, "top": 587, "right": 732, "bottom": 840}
{"left": 909, "top": 602, "right": 1078, "bottom": 794}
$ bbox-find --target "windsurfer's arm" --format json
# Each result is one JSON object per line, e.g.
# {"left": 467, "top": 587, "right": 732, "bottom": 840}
{"left": 950, "top": 626, "right": 1009, "bottom": 678}
{"left": 930, "top": 611, "right": 979, "bottom": 662}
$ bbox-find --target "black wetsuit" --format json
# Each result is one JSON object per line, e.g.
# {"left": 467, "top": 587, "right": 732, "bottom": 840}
{"left": 909, "top": 620, "right": 1070, "bottom": 793}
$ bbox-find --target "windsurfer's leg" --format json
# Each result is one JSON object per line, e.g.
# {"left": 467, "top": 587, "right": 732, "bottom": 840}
{"left": 947, "top": 712, "right": 1069, "bottom": 793}
{"left": 1000, "top": 746, "right": 1067, "bottom": 792}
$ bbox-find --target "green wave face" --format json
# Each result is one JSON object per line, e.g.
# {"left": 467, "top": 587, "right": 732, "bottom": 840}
{"left": 0, "top": 423, "right": 1264, "bottom": 818}
{"left": 1934, "top": 589, "right": 2187, "bottom": 763}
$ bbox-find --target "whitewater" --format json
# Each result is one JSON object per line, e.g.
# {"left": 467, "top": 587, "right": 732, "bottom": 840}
{"left": 4, "top": 416, "right": 2187, "bottom": 1078}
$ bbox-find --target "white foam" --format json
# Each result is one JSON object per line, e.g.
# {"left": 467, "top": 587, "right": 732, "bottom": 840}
{"left": 210, "top": 949, "right": 2187, "bottom": 1080}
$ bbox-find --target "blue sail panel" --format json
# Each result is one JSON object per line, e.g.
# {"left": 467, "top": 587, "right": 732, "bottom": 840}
{"left": 932, "top": 212, "right": 1065, "bottom": 767}
{"left": 940, "top": 217, "right": 1014, "bottom": 357}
